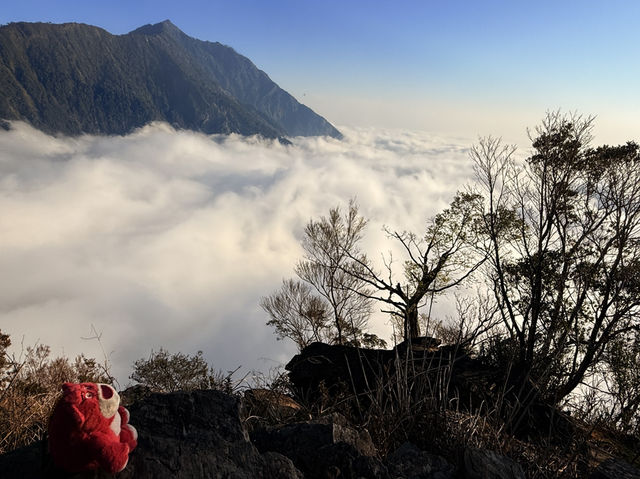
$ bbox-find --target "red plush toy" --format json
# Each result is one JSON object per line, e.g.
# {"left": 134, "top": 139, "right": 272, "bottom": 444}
{"left": 48, "top": 382, "right": 138, "bottom": 474}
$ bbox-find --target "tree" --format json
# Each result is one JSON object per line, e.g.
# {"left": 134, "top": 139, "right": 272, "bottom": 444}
{"left": 604, "top": 333, "right": 640, "bottom": 434}
{"left": 472, "top": 112, "right": 640, "bottom": 405}
{"left": 262, "top": 201, "right": 385, "bottom": 350}
{"left": 345, "top": 192, "right": 485, "bottom": 340}
{"left": 261, "top": 279, "right": 331, "bottom": 349}
{"left": 295, "top": 200, "right": 374, "bottom": 345}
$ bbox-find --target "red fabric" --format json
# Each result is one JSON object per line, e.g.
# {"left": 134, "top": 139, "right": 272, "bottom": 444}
{"left": 48, "top": 382, "right": 137, "bottom": 474}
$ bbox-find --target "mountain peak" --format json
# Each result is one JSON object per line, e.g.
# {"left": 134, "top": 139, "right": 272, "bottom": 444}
{"left": 0, "top": 21, "right": 342, "bottom": 139}
{"left": 131, "top": 19, "right": 181, "bottom": 36}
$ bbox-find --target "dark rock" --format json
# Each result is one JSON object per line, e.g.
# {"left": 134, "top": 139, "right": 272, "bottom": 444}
{"left": 462, "top": 447, "right": 525, "bottom": 479}
{"left": 251, "top": 413, "right": 384, "bottom": 478}
{"left": 285, "top": 341, "right": 483, "bottom": 410}
{"left": 285, "top": 342, "right": 394, "bottom": 400}
{"left": 0, "top": 440, "right": 46, "bottom": 478}
{"left": 0, "top": 439, "right": 116, "bottom": 478}
{"left": 590, "top": 458, "right": 640, "bottom": 479}
{"left": 393, "top": 337, "right": 441, "bottom": 354}
{"left": 118, "top": 384, "right": 153, "bottom": 407}
{"left": 285, "top": 342, "right": 575, "bottom": 444}
{"left": 117, "top": 389, "right": 302, "bottom": 478}
{"left": 385, "top": 442, "right": 454, "bottom": 479}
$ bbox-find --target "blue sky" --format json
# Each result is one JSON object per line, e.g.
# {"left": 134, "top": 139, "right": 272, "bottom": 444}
{"left": 2, "top": 0, "right": 639, "bottom": 145}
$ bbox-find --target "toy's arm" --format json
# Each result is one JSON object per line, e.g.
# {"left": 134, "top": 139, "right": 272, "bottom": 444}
{"left": 117, "top": 406, "right": 138, "bottom": 450}
{"left": 87, "top": 430, "right": 131, "bottom": 474}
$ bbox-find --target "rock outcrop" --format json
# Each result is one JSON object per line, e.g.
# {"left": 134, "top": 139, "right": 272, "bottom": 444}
{"left": 462, "top": 447, "right": 525, "bottom": 479}
{"left": 251, "top": 413, "right": 384, "bottom": 479}
{"left": 386, "top": 442, "right": 455, "bottom": 479}
{"left": 117, "top": 389, "right": 301, "bottom": 478}
{"left": 285, "top": 340, "right": 487, "bottom": 411}
{"left": 589, "top": 458, "right": 640, "bottom": 479}
{"left": 0, "top": 389, "right": 303, "bottom": 479}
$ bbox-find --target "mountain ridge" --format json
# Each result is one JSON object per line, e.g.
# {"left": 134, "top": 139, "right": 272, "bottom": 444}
{"left": 0, "top": 20, "right": 341, "bottom": 139}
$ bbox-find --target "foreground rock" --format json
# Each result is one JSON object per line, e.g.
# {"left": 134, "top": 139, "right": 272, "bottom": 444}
{"left": 590, "top": 458, "right": 640, "bottom": 479}
{"left": 251, "top": 413, "right": 387, "bottom": 479}
{"left": 117, "top": 389, "right": 301, "bottom": 478}
{"left": 0, "top": 389, "right": 302, "bottom": 479}
{"left": 0, "top": 387, "right": 466, "bottom": 479}
{"left": 463, "top": 447, "right": 525, "bottom": 479}
{"left": 386, "top": 443, "right": 455, "bottom": 479}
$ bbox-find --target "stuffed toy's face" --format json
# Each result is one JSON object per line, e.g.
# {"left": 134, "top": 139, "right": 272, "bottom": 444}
{"left": 61, "top": 382, "right": 120, "bottom": 423}
{"left": 49, "top": 382, "right": 138, "bottom": 474}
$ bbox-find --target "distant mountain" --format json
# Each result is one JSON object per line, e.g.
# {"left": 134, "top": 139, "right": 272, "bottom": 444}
{"left": 0, "top": 20, "right": 341, "bottom": 139}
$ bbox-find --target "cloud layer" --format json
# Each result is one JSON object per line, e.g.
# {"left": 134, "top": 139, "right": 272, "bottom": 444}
{"left": 0, "top": 122, "right": 475, "bottom": 384}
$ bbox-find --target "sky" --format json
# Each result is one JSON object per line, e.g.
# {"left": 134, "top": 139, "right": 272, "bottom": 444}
{"left": 1, "top": 1, "right": 639, "bottom": 385}
{"left": 2, "top": 0, "right": 639, "bottom": 146}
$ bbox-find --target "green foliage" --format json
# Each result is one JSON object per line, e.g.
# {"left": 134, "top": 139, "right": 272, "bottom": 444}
{"left": 130, "top": 348, "right": 235, "bottom": 394}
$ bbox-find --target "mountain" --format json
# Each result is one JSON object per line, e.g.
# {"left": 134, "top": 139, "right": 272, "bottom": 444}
{"left": 0, "top": 20, "right": 342, "bottom": 139}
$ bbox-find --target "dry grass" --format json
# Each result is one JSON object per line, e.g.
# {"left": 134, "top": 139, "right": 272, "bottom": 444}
{"left": 283, "top": 341, "right": 640, "bottom": 478}
{"left": 0, "top": 343, "right": 112, "bottom": 454}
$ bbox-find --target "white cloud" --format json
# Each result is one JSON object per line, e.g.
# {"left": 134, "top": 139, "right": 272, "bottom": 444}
{"left": 0, "top": 122, "right": 475, "bottom": 385}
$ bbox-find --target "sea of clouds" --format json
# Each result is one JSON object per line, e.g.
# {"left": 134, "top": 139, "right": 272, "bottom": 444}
{"left": 0, "top": 121, "right": 477, "bottom": 385}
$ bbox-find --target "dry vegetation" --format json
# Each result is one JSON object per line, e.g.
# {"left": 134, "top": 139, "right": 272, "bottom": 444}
{"left": 0, "top": 332, "right": 112, "bottom": 454}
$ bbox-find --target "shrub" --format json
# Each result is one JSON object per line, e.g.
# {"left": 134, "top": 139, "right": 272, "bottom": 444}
{"left": 130, "top": 348, "right": 238, "bottom": 394}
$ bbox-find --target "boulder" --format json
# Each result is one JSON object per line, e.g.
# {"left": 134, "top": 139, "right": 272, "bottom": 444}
{"left": 117, "top": 389, "right": 301, "bottom": 478}
{"left": 385, "top": 442, "right": 455, "bottom": 479}
{"left": 589, "top": 458, "right": 640, "bottom": 479}
{"left": 251, "top": 413, "right": 385, "bottom": 479}
{"left": 462, "top": 447, "right": 525, "bottom": 479}
{"left": 285, "top": 341, "right": 483, "bottom": 407}
{"left": 285, "top": 342, "right": 393, "bottom": 400}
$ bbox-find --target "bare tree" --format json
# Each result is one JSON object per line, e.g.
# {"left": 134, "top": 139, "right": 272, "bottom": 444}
{"left": 345, "top": 192, "right": 486, "bottom": 341}
{"left": 260, "top": 279, "right": 331, "bottom": 349}
{"left": 262, "top": 201, "right": 384, "bottom": 350}
{"left": 472, "top": 112, "right": 640, "bottom": 405}
{"left": 295, "top": 200, "right": 374, "bottom": 345}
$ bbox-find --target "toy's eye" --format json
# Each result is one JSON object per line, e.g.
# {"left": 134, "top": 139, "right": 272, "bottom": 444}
{"left": 85, "top": 392, "right": 93, "bottom": 398}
